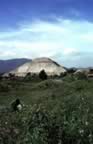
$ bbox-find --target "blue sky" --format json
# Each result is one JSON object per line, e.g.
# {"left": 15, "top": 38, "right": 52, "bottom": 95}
{"left": 0, "top": 0, "right": 93, "bottom": 67}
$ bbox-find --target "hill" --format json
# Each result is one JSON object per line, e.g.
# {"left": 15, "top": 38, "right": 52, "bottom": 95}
{"left": 0, "top": 58, "right": 31, "bottom": 73}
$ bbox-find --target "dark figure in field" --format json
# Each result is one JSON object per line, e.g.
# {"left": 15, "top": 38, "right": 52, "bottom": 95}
{"left": 11, "top": 98, "right": 22, "bottom": 112}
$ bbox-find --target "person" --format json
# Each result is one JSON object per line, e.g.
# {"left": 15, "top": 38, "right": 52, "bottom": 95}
{"left": 11, "top": 98, "right": 22, "bottom": 112}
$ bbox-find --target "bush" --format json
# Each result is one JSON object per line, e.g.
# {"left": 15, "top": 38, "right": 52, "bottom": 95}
{"left": 74, "top": 72, "right": 87, "bottom": 80}
{"left": 27, "top": 105, "right": 61, "bottom": 144}
{"left": 0, "top": 83, "right": 10, "bottom": 92}
{"left": 63, "top": 74, "right": 76, "bottom": 82}
{"left": 1, "top": 103, "right": 93, "bottom": 144}
{"left": 59, "top": 72, "right": 67, "bottom": 78}
{"left": 39, "top": 70, "right": 48, "bottom": 80}
{"left": 24, "top": 72, "right": 32, "bottom": 81}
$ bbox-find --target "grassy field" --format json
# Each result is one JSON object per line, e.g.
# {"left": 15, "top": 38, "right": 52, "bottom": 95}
{"left": 0, "top": 76, "right": 93, "bottom": 143}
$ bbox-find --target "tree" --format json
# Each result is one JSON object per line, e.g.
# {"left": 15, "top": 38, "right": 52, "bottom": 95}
{"left": 74, "top": 72, "right": 87, "bottom": 80}
{"left": 9, "top": 73, "right": 15, "bottom": 80}
{"left": 0, "top": 73, "right": 3, "bottom": 80}
{"left": 25, "top": 72, "right": 32, "bottom": 81}
{"left": 39, "top": 70, "right": 47, "bottom": 80}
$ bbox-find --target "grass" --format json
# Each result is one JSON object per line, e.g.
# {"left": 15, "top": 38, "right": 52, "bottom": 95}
{"left": 0, "top": 77, "right": 93, "bottom": 143}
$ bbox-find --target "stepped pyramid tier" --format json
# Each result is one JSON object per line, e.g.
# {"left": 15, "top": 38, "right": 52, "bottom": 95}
{"left": 4, "top": 57, "right": 67, "bottom": 77}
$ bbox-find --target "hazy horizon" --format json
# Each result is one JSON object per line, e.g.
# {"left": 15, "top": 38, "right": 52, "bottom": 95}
{"left": 0, "top": 57, "right": 93, "bottom": 68}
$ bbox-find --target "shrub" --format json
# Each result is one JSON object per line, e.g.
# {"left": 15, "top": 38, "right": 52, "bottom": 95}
{"left": 0, "top": 83, "right": 10, "bottom": 92}
{"left": 39, "top": 70, "right": 47, "bottom": 80}
{"left": 63, "top": 74, "right": 76, "bottom": 82}
{"left": 0, "top": 74, "right": 3, "bottom": 80}
{"left": 60, "top": 72, "right": 67, "bottom": 78}
{"left": 27, "top": 105, "right": 60, "bottom": 144}
{"left": 1, "top": 103, "right": 93, "bottom": 144}
{"left": 24, "top": 72, "right": 32, "bottom": 81}
{"left": 74, "top": 72, "right": 87, "bottom": 80}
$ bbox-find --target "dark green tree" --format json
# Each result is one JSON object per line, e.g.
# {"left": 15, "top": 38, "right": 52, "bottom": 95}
{"left": 24, "top": 72, "right": 32, "bottom": 81}
{"left": 39, "top": 70, "right": 47, "bottom": 80}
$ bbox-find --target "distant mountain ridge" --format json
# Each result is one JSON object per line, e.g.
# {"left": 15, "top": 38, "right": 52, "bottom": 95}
{"left": 0, "top": 58, "right": 31, "bottom": 73}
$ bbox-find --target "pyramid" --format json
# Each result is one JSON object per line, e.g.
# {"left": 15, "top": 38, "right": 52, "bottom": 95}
{"left": 4, "top": 57, "right": 67, "bottom": 77}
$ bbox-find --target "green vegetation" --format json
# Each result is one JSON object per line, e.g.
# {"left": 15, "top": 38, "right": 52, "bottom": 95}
{"left": 0, "top": 75, "right": 93, "bottom": 143}
{"left": 74, "top": 72, "right": 88, "bottom": 80}
{"left": 39, "top": 70, "right": 48, "bottom": 80}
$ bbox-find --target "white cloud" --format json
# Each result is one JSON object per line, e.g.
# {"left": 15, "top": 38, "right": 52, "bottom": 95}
{"left": 0, "top": 18, "right": 93, "bottom": 66}
{"left": 0, "top": 51, "right": 16, "bottom": 57}
{"left": 63, "top": 48, "right": 80, "bottom": 56}
{"left": 80, "top": 33, "right": 93, "bottom": 42}
{"left": 0, "top": 40, "right": 64, "bottom": 59}
{"left": 21, "top": 21, "right": 66, "bottom": 33}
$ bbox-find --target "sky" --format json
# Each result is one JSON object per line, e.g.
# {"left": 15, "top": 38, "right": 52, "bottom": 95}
{"left": 0, "top": 0, "right": 93, "bottom": 67}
